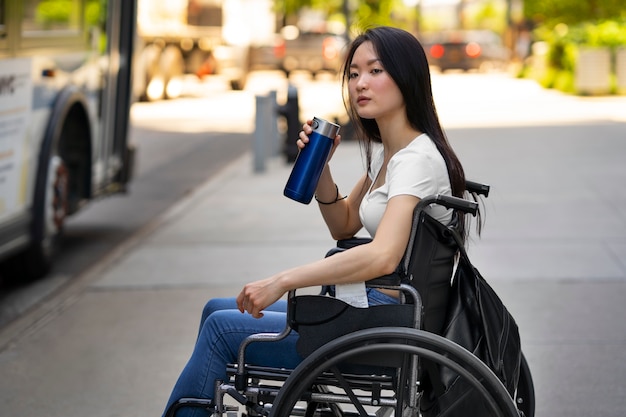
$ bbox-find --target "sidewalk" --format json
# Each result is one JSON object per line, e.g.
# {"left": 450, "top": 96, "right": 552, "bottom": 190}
{"left": 1, "top": 73, "right": 625, "bottom": 417}
{"left": 0, "top": 142, "right": 369, "bottom": 417}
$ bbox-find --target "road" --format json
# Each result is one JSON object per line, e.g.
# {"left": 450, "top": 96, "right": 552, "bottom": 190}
{"left": 0, "top": 69, "right": 625, "bottom": 417}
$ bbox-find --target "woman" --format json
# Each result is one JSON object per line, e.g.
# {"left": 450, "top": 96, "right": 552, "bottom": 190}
{"left": 162, "top": 26, "right": 467, "bottom": 417}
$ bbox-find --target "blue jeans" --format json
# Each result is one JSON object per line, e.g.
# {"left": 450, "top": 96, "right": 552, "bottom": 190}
{"left": 162, "top": 289, "right": 398, "bottom": 417}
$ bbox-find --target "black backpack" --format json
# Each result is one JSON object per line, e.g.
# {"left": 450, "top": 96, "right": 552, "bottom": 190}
{"left": 421, "top": 232, "right": 522, "bottom": 417}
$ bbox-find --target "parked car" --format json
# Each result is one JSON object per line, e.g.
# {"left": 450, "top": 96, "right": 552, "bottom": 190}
{"left": 274, "top": 25, "right": 348, "bottom": 77}
{"left": 248, "top": 34, "right": 284, "bottom": 71}
{"left": 422, "top": 30, "right": 509, "bottom": 72}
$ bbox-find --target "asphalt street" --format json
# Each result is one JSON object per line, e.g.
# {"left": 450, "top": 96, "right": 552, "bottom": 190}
{"left": 0, "top": 72, "right": 625, "bottom": 417}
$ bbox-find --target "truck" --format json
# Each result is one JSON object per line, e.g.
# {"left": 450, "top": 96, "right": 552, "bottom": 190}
{"left": 135, "top": 0, "right": 276, "bottom": 100}
{"left": 276, "top": 25, "right": 347, "bottom": 78}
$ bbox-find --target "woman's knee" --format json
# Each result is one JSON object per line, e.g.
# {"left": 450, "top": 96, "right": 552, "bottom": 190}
{"left": 200, "top": 298, "right": 238, "bottom": 324}
{"left": 198, "top": 310, "right": 252, "bottom": 360}
{"left": 200, "top": 298, "right": 287, "bottom": 327}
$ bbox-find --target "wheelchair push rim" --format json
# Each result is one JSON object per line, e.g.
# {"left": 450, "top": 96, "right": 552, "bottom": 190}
{"left": 269, "top": 327, "right": 520, "bottom": 417}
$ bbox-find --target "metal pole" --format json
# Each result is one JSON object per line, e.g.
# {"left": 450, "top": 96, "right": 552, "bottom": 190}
{"left": 254, "top": 94, "right": 270, "bottom": 173}
{"left": 268, "top": 90, "right": 280, "bottom": 156}
{"left": 280, "top": 84, "right": 301, "bottom": 163}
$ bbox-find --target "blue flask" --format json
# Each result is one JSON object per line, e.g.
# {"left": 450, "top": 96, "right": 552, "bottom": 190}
{"left": 284, "top": 117, "right": 340, "bottom": 204}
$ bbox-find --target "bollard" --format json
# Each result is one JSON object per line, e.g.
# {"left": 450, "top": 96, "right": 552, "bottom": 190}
{"left": 268, "top": 90, "right": 280, "bottom": 156}
{"left": 276, "top": 84, "right": 301, "bottom": 163}
{"left": 254, "top": 93, "right": 273, "bottom": 173}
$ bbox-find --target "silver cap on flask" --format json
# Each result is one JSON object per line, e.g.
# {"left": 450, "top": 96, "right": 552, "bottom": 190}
{"left": 312, "top": 117, "right": 340, "bottom": 138}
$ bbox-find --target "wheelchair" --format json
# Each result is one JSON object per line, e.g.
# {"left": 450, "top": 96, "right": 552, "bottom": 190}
{"left": 165, "top": 181, "right": 535, "bottom": 417}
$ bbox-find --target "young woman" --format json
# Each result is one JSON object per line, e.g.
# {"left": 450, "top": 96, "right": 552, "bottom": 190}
{"left": 162, "top": 25, "right": 467, "bottom": 417}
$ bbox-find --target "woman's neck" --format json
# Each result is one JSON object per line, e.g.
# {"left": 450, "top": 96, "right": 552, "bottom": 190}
{"left": 378, "top": 117, "right": 422, "bottom": 157}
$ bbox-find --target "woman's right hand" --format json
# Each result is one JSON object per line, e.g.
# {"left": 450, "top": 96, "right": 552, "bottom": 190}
{"left": 297, "top": 120, "right": 342, "bottom": 162}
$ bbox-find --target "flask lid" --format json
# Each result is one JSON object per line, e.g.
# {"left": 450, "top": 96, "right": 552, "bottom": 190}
{"left": 312, "top": 117, "right": 340, "bottom": 138}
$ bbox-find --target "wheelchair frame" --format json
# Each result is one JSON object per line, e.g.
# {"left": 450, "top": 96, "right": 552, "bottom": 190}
{"left": 165, "top": 182, "right": 535, "bottom": 417}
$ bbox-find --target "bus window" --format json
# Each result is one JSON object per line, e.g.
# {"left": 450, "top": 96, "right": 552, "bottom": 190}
{"left": 22, "top": 0, "right": 81, "bottom": 33}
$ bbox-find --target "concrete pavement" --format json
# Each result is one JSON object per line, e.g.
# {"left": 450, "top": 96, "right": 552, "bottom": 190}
{"left": 0, "top": 73, "right": 625, "bottom": 417}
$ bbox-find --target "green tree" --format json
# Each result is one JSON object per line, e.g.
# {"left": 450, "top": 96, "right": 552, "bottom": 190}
{"left": 273, "top": 0, "right": 345, "bottom": 30}
{"left": 274, "top": 0, "right": 406, "bottom": 33}
{"left": 524, "top": 0, "right": 626, "bottom": 26}
{"left": 275, "top": 0, "right": 342, "bottom": 19}
{"left": 36, "top": 0, "right": 75, "bottom": 26}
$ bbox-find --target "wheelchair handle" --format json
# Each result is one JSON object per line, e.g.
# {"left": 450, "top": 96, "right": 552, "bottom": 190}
{"left": 466, "top": 180, "right": 490, "bottom": 197}
{"left": 417, "top": 194, "right": 479, "bottom": 216}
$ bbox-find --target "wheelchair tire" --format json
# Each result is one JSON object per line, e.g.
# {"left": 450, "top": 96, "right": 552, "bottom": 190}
{"left": 516, "top": 353, "right": 535, "bottom": 417}
{"left": 269, "top": 327, "right": 520, "bottom": 417}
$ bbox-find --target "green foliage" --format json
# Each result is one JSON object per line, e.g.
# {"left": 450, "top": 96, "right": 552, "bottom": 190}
{"left": 36, "top": 0, "right": 74, "bottom": 24}
{"left": 537, "top": 66, "right": 574, "bottom": 94}
{"left": 535, "top": 24, "right": 577, "bottom": 71}
{"left": 552, "top": 69, "right": 575, "bottom": 93}
{"left": 524, "top": 0, "right": 626, "bottom": 26}
{"left": 351, "top": 0, "right": 397, "bottom": 30}
{"left": 85, "top": 0, "right": 103, "bottom": 27}
{"left": 470, "top": 0, "right": 506, "bottom": 33}
{"left": 275, "top": 0, "right": 405, "bottom": 33}
{"left": 310, "top": 0, "right": 345, "bottom": 13}
{"left": 531, "top": 17, "right": 626, "bottom": 95}
{"left": 536, "top": 18, "right": 626, "bottom": 64}
{"left": 34, "top": 0, "right": 105, "bottom": 28}
{"left": 275, "top": 0, "right": 345, "bottom": 19}
{"left": 577, "top": 20, "right": 626, "bottom": 47}
{"left": 276, "top": 0, "right": 312, "bottom": 16}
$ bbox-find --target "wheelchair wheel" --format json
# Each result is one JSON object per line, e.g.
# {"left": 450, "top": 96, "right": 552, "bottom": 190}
{"left": 269, "top": 327, "right": 520, "bottom": 417}
{"left": 515, "top": 353, "right": 535, "bottom": 417}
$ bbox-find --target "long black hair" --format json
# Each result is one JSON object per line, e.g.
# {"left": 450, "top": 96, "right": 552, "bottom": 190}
{"left": 341, "top": 26, "right": 472, "bottom": 239}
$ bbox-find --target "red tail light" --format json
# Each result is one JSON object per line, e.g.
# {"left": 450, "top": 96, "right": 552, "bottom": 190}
{"left": 465, "top": 42, "right": 481, "bottom": 58}
{"left": 322, "top": 37, "right": 338, "bottom": 60}
{"left": 274, "top": 39, "right": 286, "bottom": 58}
{"left": 430, "top": 44, "right": 445, "bottom": 59}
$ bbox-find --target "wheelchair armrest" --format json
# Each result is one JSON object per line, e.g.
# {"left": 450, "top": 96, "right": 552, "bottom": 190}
{"left": 324, "top": 237, "right": 372, "bottom": 260}
{"left": 366, "top": 272, "right": 402, "bottom": 287}
{"left": 337, "top": 237, "right": 372, "bottom": 249}
{"left": 325, "top": 238, "right": 403, "bottom": 292}
{"left": 320, "top": 273, "right": 405, "bottom": 297}
{"left": 323, "top": 237, "right": 376, "bottom": 296}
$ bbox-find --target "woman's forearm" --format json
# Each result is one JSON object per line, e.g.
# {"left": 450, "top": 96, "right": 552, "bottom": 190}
{"left": 315, "top": 167, "right": 363, "bottom": 240}
{"left": 313, "top": 165, "right": 338, "bottom": 203}
{"left": 276, "top": 239, "right": 400, "bottom": 292}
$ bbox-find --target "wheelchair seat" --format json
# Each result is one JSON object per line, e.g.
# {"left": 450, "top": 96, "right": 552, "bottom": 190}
{"left": 165, "top": 182, "right": 535, "bottom": 417}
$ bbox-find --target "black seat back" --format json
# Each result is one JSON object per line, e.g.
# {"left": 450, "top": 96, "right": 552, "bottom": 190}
{"left": 401, "top": 210, "right": 459, "bottom": 335}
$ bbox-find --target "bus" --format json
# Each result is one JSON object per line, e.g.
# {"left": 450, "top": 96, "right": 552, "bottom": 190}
{"left": 0, "top": 0, "right": 136, "bottom": 281}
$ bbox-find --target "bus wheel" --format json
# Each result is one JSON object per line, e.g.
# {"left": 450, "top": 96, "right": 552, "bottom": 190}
{"left": 34, "top": 155, "right": 69, "bottom": 277}
{"left": 1, "top": 156, "right": 69, "bottom": 283}
{"left": 48, "top": 156, "right": 69, "bottom": 240}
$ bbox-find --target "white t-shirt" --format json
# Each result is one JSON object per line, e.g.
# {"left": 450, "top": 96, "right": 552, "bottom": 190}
{"left": 358, "top": 134, "right": 453, "bottom": 237}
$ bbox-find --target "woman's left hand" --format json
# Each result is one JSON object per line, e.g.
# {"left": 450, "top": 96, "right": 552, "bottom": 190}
{"left": 236, "top": 276, "right": 286, "bottom": 319}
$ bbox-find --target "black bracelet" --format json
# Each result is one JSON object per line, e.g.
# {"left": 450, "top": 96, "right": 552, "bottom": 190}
{"left": 315, "top": 184, "right": 347, "bottom": 205}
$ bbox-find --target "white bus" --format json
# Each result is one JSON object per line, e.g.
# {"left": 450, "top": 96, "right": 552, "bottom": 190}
{"left": 0, "top": 0, "right": 136, "bottom": 281}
